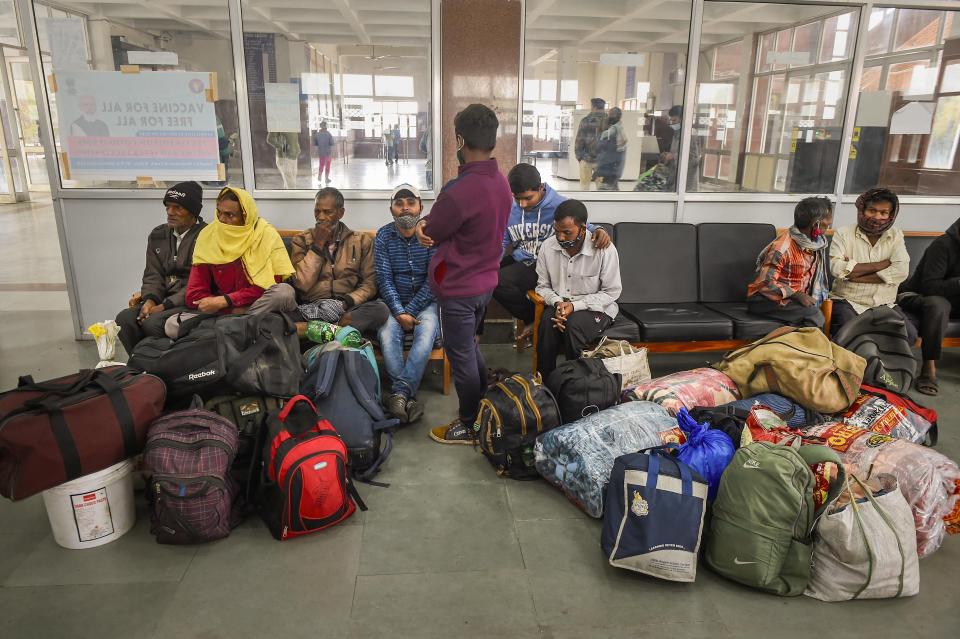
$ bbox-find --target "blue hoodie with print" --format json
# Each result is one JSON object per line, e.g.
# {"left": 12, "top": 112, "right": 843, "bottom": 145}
{"left": 502, "top": 184, "right": 568, "bottom": 264}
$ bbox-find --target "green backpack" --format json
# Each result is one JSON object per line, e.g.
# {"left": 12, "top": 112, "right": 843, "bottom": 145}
{"left": 704, "top": 442, "right": 845, "bottom": 596}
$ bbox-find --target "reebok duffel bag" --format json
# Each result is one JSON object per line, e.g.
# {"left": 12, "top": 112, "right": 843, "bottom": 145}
{"left": 0, "top": 366, "right": 166, "bottom": 500}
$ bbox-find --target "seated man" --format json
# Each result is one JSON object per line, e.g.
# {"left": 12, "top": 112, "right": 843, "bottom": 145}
{"left": 290, "top": 187, "right": 389, "bottom": 334}
{"left": 535, "top": 199, "right": 622, "bottom": 379}
{"left": 829, "top": 188, "right": 916, "bottom": 344}
{"left": 495, "top": 163, "right": 610, "bottom": 344}
{"left": 116, "top": 182, "right": 206, "bottom": 356}
{"left": 375, "top": 184, "right": 438, "bottom": 424}
{"left": 164, "top": 187, "right": 297, "bottom": 337}
{"left": 746, "top": 197, "right": 831, "bottom": 328}
{"left": 897, "top": 216, "right": 960, "bottom": 395}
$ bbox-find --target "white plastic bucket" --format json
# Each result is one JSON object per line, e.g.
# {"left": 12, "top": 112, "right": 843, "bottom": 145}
{"left": 41, "top": 459, "right": 136, "bottom": 550}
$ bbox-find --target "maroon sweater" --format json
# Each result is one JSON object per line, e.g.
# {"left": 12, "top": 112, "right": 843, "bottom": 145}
{"left": 185, "top": 259, "right": 281, "bottom": 311}
{"left": 424, "top": 159, "right": 512, "bottom": 299}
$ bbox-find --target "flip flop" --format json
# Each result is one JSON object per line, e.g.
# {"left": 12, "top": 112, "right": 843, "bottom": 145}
{"left": 915, "top": 375, "right": 939, "bottom": 396}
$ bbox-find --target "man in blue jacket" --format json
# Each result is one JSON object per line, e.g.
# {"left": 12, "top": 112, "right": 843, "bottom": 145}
{"left": 496, "top": 163, "right": 611, "bottom": 344}
{"left": 375, "top": 183, "right": 437, "bottom": 424}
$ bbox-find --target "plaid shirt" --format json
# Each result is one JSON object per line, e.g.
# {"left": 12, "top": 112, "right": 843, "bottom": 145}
{"left": 374, "top": 222, "right": 436, "bottom": 317}
{"left": 747, "top": 233, "right": 817, "bottom": 305}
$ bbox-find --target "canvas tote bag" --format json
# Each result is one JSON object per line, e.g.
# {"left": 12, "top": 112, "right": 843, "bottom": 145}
{"left": 582, "top": 336, "right": 651, "bottom": 391}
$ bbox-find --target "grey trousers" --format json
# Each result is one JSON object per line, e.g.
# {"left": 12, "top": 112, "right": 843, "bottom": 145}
{"left": 164, "top": 282, "right": 297, "bottom": 338}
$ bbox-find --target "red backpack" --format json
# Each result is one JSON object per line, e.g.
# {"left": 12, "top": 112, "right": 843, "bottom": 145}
{"left": 258, "top": 395, "right": 365, "bottom": 540}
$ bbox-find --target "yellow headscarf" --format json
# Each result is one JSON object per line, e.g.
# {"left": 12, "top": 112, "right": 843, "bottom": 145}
{"left": 191, "top": 186, "right": 294, "bottom": 290}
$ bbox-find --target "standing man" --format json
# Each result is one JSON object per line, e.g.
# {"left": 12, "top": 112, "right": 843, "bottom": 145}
{"left": 290, "top": 187, "right": 389, "bottom": 334}
{"left": 664, "top": 105, "right": 701, "bottom": 191}
{"left": 829, "top": 188, "right": 915, "bottom": 342}
{"left": 116, "top": 181, "right": 206, "bottom": 356}
{"left": 315, "top": 122, "right": 334, "bottom": 184}
{"left": 574, "top": 98, "right": 606, "bottom": 190}
{"left": 496, "top": 163, "right": 612, "bottom": 345}
{"left": 897, "top": 217, "right": 960, "bottom": 395}
{"left": 415, "top": 104, "right": 512, "bottom": 444}
{"left": 375, "top": 184, "right": 438, "bottom": 423}
{"left": 391, "top": 124, "right": 402, "bottom": 164}
{"left": 535, "top": 200, "right": 622, "bottom": 379}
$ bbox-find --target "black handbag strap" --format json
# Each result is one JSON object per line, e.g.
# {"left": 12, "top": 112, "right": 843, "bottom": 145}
{"left": 175, "top": 312, "right": 220, "bottom": 339}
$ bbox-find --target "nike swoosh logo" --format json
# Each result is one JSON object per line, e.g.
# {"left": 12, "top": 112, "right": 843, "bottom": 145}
{"left": 733, "top": 558, "right": 757, "bottom": 565}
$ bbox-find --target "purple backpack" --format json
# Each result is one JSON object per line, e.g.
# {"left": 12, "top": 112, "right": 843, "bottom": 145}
{"left": 143, "top": 400, "right": 240, "bottom": 544}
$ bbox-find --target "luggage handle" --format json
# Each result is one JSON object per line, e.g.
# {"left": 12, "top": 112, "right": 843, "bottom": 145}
{"left": 222, "top": 318, "right": 287, "bottom": 386}
{"left": 846, "top": 475, "right": 907, "bottom": 599}
{"left": 796, "top": 445, "right": 847, "bottom": 524}
{"left": 175, "top": 312, "right": 219, "bottom": 339}
{"left": 645, "top": 446, "right": 693, "bottom": 498}
{"left": 277, "top": 394, "right": 318, "bottom": 422}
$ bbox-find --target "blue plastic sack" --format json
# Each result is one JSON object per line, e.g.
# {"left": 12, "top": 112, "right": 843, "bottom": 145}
{"left": 676, "top": 408, "right": 735, "bottom": 501}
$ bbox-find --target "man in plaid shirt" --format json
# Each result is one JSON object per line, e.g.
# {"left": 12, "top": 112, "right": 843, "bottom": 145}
{"left": 375, "top": 184, "right": 438, "bottom": 424}
{"left": 747, "top": 197, "right": 832, "bottom": 328}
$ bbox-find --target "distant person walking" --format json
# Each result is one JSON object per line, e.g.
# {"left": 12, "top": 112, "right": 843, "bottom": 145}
{"left": 314, "top": 122, "right": 334, "bottom": 184}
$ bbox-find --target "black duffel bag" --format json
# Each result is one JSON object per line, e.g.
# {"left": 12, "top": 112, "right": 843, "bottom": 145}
{"left": 832, "top": 306, "right": 917, "bottom": 394}
{"left": 546, "top": 358, "right": 621, "bottom": 424}
{"left": 128, "top": 312, "right": 302, "bottom": 399}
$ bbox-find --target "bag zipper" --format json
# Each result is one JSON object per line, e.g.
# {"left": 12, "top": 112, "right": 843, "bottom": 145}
{"left": 513, "top": 375, "right": 543, "bottom": 433}
{"left": 144, "top": 437, "right": 235, "bottom": 456}
{"left": 496, "top": 381, "right": 527, "bottom": 436}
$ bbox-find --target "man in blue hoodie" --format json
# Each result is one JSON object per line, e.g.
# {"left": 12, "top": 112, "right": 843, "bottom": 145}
{"left": 496, "top": 163, "right": 611, "bottom": 343}
{"left": 414, "top": 104, "right": 513, "bottom": 445}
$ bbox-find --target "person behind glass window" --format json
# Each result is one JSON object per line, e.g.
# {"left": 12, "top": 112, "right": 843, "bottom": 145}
{"left": 574, "top": 98, "right": 606, "bottom": 190}
{"left": 595, "top": 107, "right": 627, "bottom": 191}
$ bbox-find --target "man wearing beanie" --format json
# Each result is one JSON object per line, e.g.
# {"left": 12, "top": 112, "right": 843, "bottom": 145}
{"left": 115, "top": 181, "right": 206, "bottom": 356}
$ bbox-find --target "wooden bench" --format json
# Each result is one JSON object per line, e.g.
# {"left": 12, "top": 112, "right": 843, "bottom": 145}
{"left": 278, "top": 228, "right": 451, "bottom": 394}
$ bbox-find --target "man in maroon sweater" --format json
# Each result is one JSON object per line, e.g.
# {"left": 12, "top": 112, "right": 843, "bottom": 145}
{"left": 416, "top": 104, "right": 513, "bottom": 444}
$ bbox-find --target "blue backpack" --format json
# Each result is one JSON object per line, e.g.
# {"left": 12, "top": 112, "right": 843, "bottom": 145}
{"left": 301, "top": 346, "right": 398, "bottom": 482}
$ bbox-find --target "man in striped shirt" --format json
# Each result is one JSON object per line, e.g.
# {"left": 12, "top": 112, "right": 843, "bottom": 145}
{"left": 747, "top": 198, "right": 831, "bottom": 328}
{"left": 374, "top": 184, "right": 438, "bottom": 424}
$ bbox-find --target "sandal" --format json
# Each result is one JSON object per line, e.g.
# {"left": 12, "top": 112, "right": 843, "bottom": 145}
{"left": 915, "top": 375, "right": 939, "bottom": 396}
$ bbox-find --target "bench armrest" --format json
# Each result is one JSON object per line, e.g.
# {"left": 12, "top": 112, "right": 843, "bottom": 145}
{"left": 820, "top": 298, "right": 833, "bottom": 337}
{"left": 526, "top": 291, "right": 545, "bottom": 374}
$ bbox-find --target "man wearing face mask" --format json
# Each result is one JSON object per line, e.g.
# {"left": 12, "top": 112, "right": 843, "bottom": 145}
{"left": 746, "top": 197, "right": 831, "bottom": 328}
{"left": 374, "top": 184, "right": 437, "bottom": 424}
{"left": 290, "top": 186, "right": 389, "bottom": 334}
{"left": 415, "top": 104, "right": 513, "bottom": 445}
{"left": 535, "top": 200, "right": 623, "bottom": 379}
{"left": 829, "top": 188, "right": 915, "bottom": 341}
{"left": 663, "top": 105, "right": 701, "bottom": 191}
{"left": 497, "top": 163, "right": 612, "bottom": 346}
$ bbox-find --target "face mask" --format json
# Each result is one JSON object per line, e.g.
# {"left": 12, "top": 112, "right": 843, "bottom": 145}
{"left": 456, "top": 135, "right": 466, "bottom": 166}
{"left": 394, "top": 214, "right": 421, "bottom": 230}
{"left": 811, "top": 226, "right": 823, "bottom": 239}
{"left": 557, "top": 229, "right": 584, "bottom": 249}
{"left": 670, "top": 123, "right": 681, "bottom": 131}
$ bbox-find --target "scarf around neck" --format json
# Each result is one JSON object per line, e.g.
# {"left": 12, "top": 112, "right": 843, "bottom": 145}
{"left": 788, "top": 226, "right": 829, "bottom": 304}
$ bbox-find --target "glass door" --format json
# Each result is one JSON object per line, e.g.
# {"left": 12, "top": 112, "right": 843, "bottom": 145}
{"left": 0, "top": 46, "right": 28, "bottom": 201}
{"left": 8, "top": 57, "right": 48, "bottom": 192}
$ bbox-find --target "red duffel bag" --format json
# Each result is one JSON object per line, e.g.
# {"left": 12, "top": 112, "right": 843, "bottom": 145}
{"left": 0, "top": 366, "right": 166, "bottom": 500}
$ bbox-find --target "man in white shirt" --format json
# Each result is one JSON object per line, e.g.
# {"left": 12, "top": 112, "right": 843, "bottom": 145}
{"left": 535, "top": 199, "right": 622, "bottom": 378}
{"left": 828, "top": 188, "right": 917, "bottom": 344}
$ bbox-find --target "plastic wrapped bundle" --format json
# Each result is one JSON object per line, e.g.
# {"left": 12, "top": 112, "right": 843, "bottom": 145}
{"left": 803, "top": 422, "right": 960, "bottom": 557}
{"left": 839, "top": 395, "right": 933, "bottom": 444}
{"left": 534, "top": 401, "right": 685, "bottom": 518}
{"left": 624, "top": 368, "right": 740, "bottom": 416}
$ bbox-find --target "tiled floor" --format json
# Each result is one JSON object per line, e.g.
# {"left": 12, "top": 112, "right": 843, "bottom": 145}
{"left": 255, "top": 157, "right": 430, "bottom": 191}
{"left": 0, "top": 311, "right": 958, "bottom": 638}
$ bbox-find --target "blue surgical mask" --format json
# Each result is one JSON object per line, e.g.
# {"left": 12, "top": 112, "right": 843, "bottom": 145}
{"left": 670, "top": 123, "right": 681, "bottom": 131}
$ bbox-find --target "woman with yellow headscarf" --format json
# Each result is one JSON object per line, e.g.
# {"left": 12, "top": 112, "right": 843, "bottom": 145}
{"left": 164, "top": 187, "right": 296, "bottom": 338}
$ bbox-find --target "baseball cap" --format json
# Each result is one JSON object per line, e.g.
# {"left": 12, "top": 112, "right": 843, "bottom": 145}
{"left": 391, "top": 183, "right": 421, "bottom": 201}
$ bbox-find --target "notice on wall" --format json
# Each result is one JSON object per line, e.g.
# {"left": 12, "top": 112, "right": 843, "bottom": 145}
{"left": 890, "top": 102, "right": 935, "bottom": 135}
{"left": 855, "top": 91, "right": 892, "bottom": 128}
{"left": 264, "top": 83, "right": 302, "bottom": 133}
{"left": 54, "top": 71, "right": 220, "bottom": 181}
{"left": 47, "top": 18, "right": 88, "bottom": 71}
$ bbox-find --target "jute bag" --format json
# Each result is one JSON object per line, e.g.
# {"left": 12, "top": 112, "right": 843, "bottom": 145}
{"left": 713, "top": 327, "right": 865, "bottom": 413}
{"left": 582, "top": 336, "right": 651, "bottom": 391}
{"left": 806, "top": 474, "right": 919, "bottom": 602}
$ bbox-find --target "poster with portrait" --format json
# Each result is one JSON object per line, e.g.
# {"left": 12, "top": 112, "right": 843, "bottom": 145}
{"left": 55, "top": 70, "right": 221, "bottom": 180}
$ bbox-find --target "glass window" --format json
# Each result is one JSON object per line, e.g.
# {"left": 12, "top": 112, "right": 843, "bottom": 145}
{"left": 35, "top": 0, "right": 243, "bottom": 189}
{"left": 692, "top": 3, "right": 857, "bottom": 193}
{"left": 241, "top": 0, "right": 432, "bottom": 191}
{"left": 847, "top": 7, "right": 960, "bottom": 195}
{"left": 521, "top": 0, "right": 693, "bottom": 192}
{"left": 0, "top": 0, "right": 20, "bottom": 48}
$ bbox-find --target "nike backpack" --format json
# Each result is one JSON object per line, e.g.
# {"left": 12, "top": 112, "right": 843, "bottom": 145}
{"left": 704, "top": 442, "right": 845, "bottom": 596}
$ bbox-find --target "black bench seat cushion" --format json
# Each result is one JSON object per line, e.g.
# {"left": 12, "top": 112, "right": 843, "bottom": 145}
{"left": 620, "top": 303, "right": 734, "bottom": 341}
{"left": 704, "top": 302, "right": 787, "bottom": 340}
{"left": 602, "top": 312, "right": 641, "bottom": 342}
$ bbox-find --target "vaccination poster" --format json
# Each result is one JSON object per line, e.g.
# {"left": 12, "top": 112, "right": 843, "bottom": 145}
{"left": 55, "top": 70, "right": 220, "bottom": 180}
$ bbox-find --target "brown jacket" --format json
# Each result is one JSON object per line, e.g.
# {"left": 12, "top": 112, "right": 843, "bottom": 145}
{"left": 141, "top": 219, "right": 206, "bottom": 308}
{"left": 290, "top": 222, "right": 377, "bottom": 306}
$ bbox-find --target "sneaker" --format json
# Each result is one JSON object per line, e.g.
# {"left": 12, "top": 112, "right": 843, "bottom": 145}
{"left": 405, "top": 398, "right": 424, "bottom": 424}
{"left": 386, "top": 393, "right": 407, "bottom": 422}
{"left": 429, "top": 419, "right": 476, "bottom": 445}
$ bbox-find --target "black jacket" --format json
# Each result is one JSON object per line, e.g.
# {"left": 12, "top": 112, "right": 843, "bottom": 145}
{"left": 901, "top": 218, "right": 960, "bottom": 298}
{"left": 140, "top": 218, "right": 206, "bottom": 308}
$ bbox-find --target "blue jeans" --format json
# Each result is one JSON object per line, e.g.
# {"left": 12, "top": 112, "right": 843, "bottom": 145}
{"left": 377, "top": 303, "right": 440, "bottom": 398}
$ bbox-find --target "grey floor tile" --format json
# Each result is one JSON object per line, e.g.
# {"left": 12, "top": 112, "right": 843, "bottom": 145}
{"left": 0, "top": 494, "right": 50, "bottom": 535}
{"left": 0, "top": 582, "right": 177, "bottom": 639}
{"left": 0, "top": 533, "right": 43, "bottom": 584}
{"left": 348, "top": 569, "right": 540, "bottom": 639}
{"left": 505, "top": 477, "right": 591, "bottom": 521}
{"left": 3, "top": 511, "right": 197, "bottom": 587}
{"left": 376, "top": 424, "right": 503, "bottom": 486}
{"left": 539, "top": 621, "right": 734, "bottom": 639}
{"left": 149, "top": 524, "right": 362, "bottom": 639}
{"left": 358, "top": 482, "right": 523, "bottom": 575}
